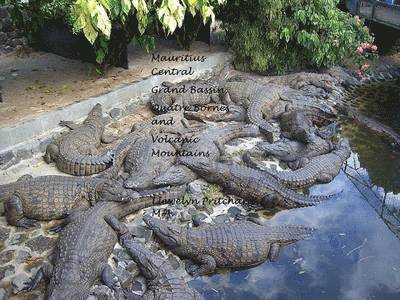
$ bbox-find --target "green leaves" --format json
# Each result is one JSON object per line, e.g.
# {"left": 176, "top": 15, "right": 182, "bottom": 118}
{"left": 71, "top": 0, "right": 111, "bottom": 44}
{"left": 157, "top": 0, "right": 185, "bottom": 34}
{"left": 219, "top": 0, "right": 374, "bottom": 73}
{"left": 24, "top": 0, "right": 224, "bottom": 65}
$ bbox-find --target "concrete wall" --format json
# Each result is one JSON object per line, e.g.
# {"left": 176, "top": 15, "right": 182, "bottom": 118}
{"left": 0, "top": 51, "right": 231, "bottom": 170}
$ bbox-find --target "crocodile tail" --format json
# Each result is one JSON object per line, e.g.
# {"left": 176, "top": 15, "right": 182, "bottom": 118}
{"left": 247, "top": 98, "right": 279, "bottom": 143}
{"left": 263, "top": 225, "right": 315, "bottom": 242}
{"left": 221, "top": 124, "right": 261, "bottom": 144}
{"left": 57, "top": 151, "right": 114, "bottom": 176}
{"left": 278, "top": 185, "right": 342, "bottom": 208}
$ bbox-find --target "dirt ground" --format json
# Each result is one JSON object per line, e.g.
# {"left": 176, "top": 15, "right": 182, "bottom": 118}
{"left": 0, "top": 41, "right": 224, "bottom": 127}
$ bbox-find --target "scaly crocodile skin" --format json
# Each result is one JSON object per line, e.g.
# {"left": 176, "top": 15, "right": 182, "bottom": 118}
{"left": 33, "top": 185, "right": 187, "bottom": 300}
{"left": 144, "top": 215, "right": 314, "bottom": 276}
{"left": 183, "top": 160, "right": 340, "bottom": 208}
{"left": 45, "top": 103, "right": 113, "bottom": 176}
{"left": 246, "top": 138, "right": 351, "bottom": 188}
{"left": 0, "top": 175, "right": 119, "bottom": 227}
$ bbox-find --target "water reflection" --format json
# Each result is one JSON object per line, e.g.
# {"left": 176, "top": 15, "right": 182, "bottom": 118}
{"left": 341, "top": 122, "right": 400, "bottom": 193}
{"left": 189, "top": 79, "right": 400, "bottom": 299}
{"left": 347, "top": 79, "right": 400, "bottom": 134}
{"left": 191, "top": 165, "right": 400, "bottom": 299}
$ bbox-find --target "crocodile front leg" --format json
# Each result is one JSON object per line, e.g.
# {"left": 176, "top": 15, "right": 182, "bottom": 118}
{"left": 101, "top": 263, "right": 120, "bottom": 292}
{"left": 187, "top": 254, "right": 217, "bottom": 277}
{"left": 48, "top": 208, "right": 83, "bottom": 233}
{"left": 59, "top": 120, "right": 80, "bottom": 130}
{"left": 4, "top": 195, "right": 39, "bottom": 228}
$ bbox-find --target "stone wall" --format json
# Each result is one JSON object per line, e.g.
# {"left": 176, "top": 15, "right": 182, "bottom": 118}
{"left": 0, "top": 5, "right": 28, "bottom": 55}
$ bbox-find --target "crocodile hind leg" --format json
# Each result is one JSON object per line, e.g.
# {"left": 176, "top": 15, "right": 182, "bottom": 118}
{"left": 268, "top": 243, "right": 281, "bottom": 262}
{"left": 101, "top": 263, "right": 125, "bottom": 296}
{"left": 317, "top": 173, "right": 335, "bottom": 184}
{"left": 186, "top": 254, "right": 217, "bottom": 277}
{"left": 4, "top": 195, "right": 39, "bottom": 228}
{"left": 22, "top": 262, "right": 53, "bottom": 292}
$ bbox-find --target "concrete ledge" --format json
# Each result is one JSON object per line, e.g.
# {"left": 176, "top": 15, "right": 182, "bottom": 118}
{"left": 0, "top": 51, "right": 231, "bottom": 170}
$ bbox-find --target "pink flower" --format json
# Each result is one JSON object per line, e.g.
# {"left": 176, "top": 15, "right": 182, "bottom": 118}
{"left": 360, "top": 64, "right": 370, "bottom": 72}
{"left": 371, "top": 45, "right": 378, "bottom": 52}
{"left": 356, "top": 46, "right": 364, "bottom": 54}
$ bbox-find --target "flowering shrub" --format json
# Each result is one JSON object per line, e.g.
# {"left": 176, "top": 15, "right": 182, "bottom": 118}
{"left": 217, "top": 0, "right": 376, "bottom": 74}
{"left": 354, "top": 42, "right": 379, "bottom": 78}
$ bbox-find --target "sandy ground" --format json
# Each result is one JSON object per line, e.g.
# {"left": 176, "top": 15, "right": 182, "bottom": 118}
{"left": 0, "top": 41, "right": 225, "bottom": 127}
{"left": 0, "top": 105, "right": 153, "bottom": 183}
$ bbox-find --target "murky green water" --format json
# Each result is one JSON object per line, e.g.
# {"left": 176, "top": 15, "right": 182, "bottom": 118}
{"left": 190, "top": 81, "right": 400, "bottom": 299}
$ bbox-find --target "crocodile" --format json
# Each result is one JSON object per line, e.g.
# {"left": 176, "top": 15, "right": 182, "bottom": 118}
{"left": 227, "top": 68, "right": 340, "bottom": 95}
{"left": 106, "top": 217, "right": 204, "bottom": 299}
{"left": 279, "top": 108, "right": 338, "bottom": 141}
{"left": 184, "top": 104, "right": 247, "bottom": 123}
{"left": 153, "top": 124, "right": 261, "bottom": 186}
{"left": 103, "top": 111, "right": 205, "bottom": 180}
{"left": 24, "top": 185, "right": 187, "bottom": 300}
{"left": 244, "top": 138, "right": 351, "bottom": 188}
{"left": 183, "top": 159, "right": 340, "bottom": 208}
{"left": 223, "top": 69, "right": 338, "bottom": 117}
{"left": 280, "top": 109, "right": 316, "bottom": 143}
{"left": 257, "top": 135, "right": 334, "bottom": 170}
{"left": 221, "top": 76, "right": 282, "bottom": 142}
{"left": 143, "top": 215, "right": 314, "bottom": 277}
{"left": 150, "top": 80, "right": 221, "bottom": 114}
{"left": 44, "top": 103, "right": 114, "bottom": 176}
{"left": 0, "top": 174, "right": 129, "bottom": 228}
{"left": 122, "top": 133, "right": 176, "bottom": 190}
{"left": 316, "top": 121, "right": 339, "bottom": 140}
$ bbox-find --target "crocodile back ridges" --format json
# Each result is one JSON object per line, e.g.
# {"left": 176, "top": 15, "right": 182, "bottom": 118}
{"left": 246, "top": 85, "right": 281, "bottom": 139}
{"left": 150, "top": 92, "right": 174, "bottom": 114}
{"left": 56, "top": 149, "right": 113, "bottom": 176}
{"left": 48, "top": 186, "right": 186, "bottom": 299}
{"left": 229, "top": 162, "right": 339, "bottom": 207}
{"left": 115, "top": 185, "right": 188, "bottom": 218}
{"left": 260, "top": 224, "right": 315, "bottom": 241}
{"left": 48, "top": 201, "right": 119, "bottom": 299}
{"left": 184, "top": 222, "right": 313, "bottom": 267}
{"left": 267, "top": 156, "right": 333, "bottom": 187}
{"left": 2, "top": 176, "right": 92, "bottom": 220}
{"left": 123, "top": 241, "right": 202, "bottom": 299}
{"left": 178, "top": 124, "right": 260, "bottom": 165}
{"left": 264, "top": 152, "right": 339, "bottom": 181}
